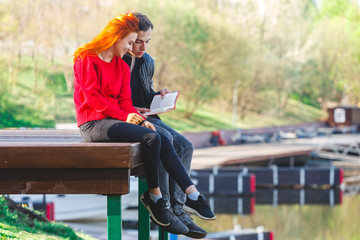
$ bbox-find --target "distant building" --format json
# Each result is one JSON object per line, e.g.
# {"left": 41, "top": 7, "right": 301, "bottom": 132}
{"left": 327, "top": 106, "right": 360, "bottom": 130}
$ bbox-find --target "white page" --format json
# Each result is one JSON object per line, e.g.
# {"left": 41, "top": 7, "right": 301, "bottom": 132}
{"left": 143, "top": 91, "right": 178, "bottom": 116}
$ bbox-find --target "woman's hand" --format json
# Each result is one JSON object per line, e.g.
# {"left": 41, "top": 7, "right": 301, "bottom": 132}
{"left": 141, "top": 121, "right": 156, "bottom": 131}
{"left": 126, "top": 113, "right": 144, "bottom": 125}
{"left": 125, "top": 113, "right": 156, "bottom": 131}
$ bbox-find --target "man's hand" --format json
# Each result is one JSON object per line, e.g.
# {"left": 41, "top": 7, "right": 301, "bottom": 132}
{"left": 135, "top": 107, "right": 150, "bottom": 118}
{"left": 160, "top": 88, "right": 172, "bottom": 99}
{"left": 141, "top": 120, "right": 156, "bottom": 131}
{"left": 126, "top": 113, "right": 144, "bottom": 125}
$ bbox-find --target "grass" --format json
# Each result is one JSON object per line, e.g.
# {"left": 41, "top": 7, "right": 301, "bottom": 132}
{"left": 0, "top": 223, "right": 96, "bottom": 240}
{"left": 0, "top": 196, "right": 97, "bottom": 240}
{"left": 160, "top": 99, "right": 326, "bottom": 132}
{"left": 0, "top": 56, "right": 327, "bottom": 131}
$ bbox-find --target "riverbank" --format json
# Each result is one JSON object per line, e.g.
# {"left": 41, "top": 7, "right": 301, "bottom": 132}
{"left": 0, "top": 196, "right": 97, "bottom": 240}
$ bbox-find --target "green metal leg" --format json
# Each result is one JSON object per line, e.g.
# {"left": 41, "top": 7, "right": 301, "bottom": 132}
{"left": 107, "top": 195, "right": 122, "bottom": 240}
{"left": 159, "top": 227, "right": 169, "bottom": 240}
{"left": 138, "top": 176, "right": 150, "bottom": 240}
{"left": 138, "top": 176, "right": 169, "bottom": 240}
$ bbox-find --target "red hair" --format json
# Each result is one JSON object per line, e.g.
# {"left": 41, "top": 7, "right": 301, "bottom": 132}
{"left": 73, "top": 12, "right": 139, "bottom": 62}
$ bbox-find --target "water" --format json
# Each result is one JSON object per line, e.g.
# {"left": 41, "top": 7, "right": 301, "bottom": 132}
{"left": 192, "top": 190, "right": 360, "bottom": 240}
{"left": 60, "top": 187, "right": 360, "bottom": 240}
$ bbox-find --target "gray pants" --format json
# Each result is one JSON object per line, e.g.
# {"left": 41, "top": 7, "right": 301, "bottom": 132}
{"left": 147, "top": 117, "right": 194, "bottom": 212}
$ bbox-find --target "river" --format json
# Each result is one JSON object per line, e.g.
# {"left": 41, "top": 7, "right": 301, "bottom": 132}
{"left": 61, "top": 186, "right": 360, "bottom": 240}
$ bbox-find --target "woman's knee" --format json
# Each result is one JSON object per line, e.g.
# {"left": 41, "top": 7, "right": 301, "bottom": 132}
{"left": 142, "top": 131, "right": 161, "bottom": 147}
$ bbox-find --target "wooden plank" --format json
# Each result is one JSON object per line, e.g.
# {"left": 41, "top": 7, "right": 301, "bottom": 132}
{"left": 0, "top": 130, "right": 82, "bottom": 142}
{"left": 191, "top": 144, "right": 315, "bottom": 169}
{"left": 0, "top": 168, "right": 130, "bottom": 194}
{"left": 0, "top": 130, "right": 143, "bottom": 169}
{"left": 314, "top": 152, "right": 360, "bottom": 163}
{"left": 0, "top": 143, "right": 142, "bottom": 169}
{"left": 0, "top": 130, "right": 143, "bottom": 193}
{"left": 130, "top": 164, "right": 145, "bottom": 176}
{"left": 0, "top": 129, "right": 80, "bottom": 136}
{"left": 0, "top": 130, "right": 147, "bottom": 240}
{"left": 221, "top": 149, "right": 313, "bottom": 166}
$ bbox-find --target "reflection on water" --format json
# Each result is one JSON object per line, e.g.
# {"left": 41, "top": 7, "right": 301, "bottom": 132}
{"left": 205, "top": 188, "right": 342, "bottom": 216}
{"left": 62, "top": 188, "right": 360, "bottom": 240}
{"left": 195, "top": 190, "right": 360, "bottom": 240}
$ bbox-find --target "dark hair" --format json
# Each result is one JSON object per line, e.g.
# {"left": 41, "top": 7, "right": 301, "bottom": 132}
{"left": 133, "top": 12, "right": 153, "bottom": 31}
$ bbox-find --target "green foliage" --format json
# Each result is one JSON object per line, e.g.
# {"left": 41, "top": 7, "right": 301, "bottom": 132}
{"left": 0, "top": 92, "right": 55, "bottom": 129}
{"left": 321, "top": 0, "right": 353, "bottom": 18}
{"left": 0, "top": 196, "right": 95, "bottom": 240}
{"left": 1, "top": 0, "right": 359, "bottom": 129}
{"left": 0, "top": 88, "right": 54, "bottom": 128}
{"left": 147, "top": 1, "right": 222, "bottom": 116}
{"left": 0, "top": 57, "right": 70, "bottom": 128}
{"left": 161, "top": 98, "right": 325, "bottom": 132}
{"left": 43, "top": 71, "right": 68, "bottom": 94}
{"left": 317, "top": 0, "right": 360, "bottom": 105}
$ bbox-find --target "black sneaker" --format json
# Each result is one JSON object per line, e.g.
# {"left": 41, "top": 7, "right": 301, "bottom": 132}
{"left": 150, "top": 214, "right": 189, "bottom": 235}
{"left": 175, "top": 209, "right": 207, "bottom": 239}
{"left": 183, "top": 194, "right": 216, "bottom": 220}
{"left": 140, "top": 191, "right": 172, "bottom": 226}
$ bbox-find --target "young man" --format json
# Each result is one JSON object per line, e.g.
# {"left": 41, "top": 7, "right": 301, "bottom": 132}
{"left": 123, "top": 13, "right": 209, "bottom": 238}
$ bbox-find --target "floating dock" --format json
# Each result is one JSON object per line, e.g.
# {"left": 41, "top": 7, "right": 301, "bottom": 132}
{"left": 192, "top": 166, "right": 343, "bottom": 194}
{"left": 191, "top": 134, "right": 360, "bottom": 169}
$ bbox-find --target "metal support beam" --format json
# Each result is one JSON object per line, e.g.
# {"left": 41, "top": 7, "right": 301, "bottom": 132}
{"left": 107, "top": 195, "right": 122, "bottom": 240}
{"left": 138, "top": 177, "right": 150, "bottom": 240}
{"left": 159, "top": 227, "right": 169, "bottom": 240}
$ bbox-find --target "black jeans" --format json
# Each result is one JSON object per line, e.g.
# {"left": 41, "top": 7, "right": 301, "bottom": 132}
{"left": 79, "top": 118, "right": 193, "bottom": 191}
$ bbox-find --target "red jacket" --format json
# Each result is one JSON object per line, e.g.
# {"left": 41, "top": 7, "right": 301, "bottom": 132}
{"left": 73, "top": 55, "right": 142, "bottom": 127}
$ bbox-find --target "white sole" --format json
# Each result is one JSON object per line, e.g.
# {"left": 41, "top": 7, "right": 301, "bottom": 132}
{"left": 183, "top": 205, "right": 216, "bottom": 220}
{"left": 140, "top": 194, "right": 170, "bottom": 227}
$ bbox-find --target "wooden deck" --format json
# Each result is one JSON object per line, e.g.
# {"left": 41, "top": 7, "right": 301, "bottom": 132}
{"left": 191, "top": 144, "right": 314, "bottom": 169}
{"left": 0, "top": 129, "right": 158, "bottom": 240}
{"left": 191, "top": 134, "right": 360, "bottom": 169}
{"left": 0, "top": 130, "right": 142, "bottom": 195}
{"left": 2, "top": 130, "right": 358, "bottom": 172}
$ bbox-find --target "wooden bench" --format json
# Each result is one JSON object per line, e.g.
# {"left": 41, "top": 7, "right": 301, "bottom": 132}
{"left": 0, "top": 129, "right": 168, "bottom": 240}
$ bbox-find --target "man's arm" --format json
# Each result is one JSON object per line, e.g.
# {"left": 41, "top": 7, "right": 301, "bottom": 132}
{"left": 135, "top": 89, "right": 172, "bottom": 117}
{"left": 135, "top": 107, "right": 151, "bottom": 117}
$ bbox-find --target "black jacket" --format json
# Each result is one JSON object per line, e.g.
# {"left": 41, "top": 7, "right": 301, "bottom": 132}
{"left": 123, "top": 52, "right": 160, "bottom": 118}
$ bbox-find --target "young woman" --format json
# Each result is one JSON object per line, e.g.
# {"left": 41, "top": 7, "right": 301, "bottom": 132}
{"left": 73, "top": 12, "right": 215, "bottom": 235}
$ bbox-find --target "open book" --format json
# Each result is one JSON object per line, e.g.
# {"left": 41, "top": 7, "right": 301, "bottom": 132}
{"left": 143, "top": 91, "right": 179, "bottom": 116}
